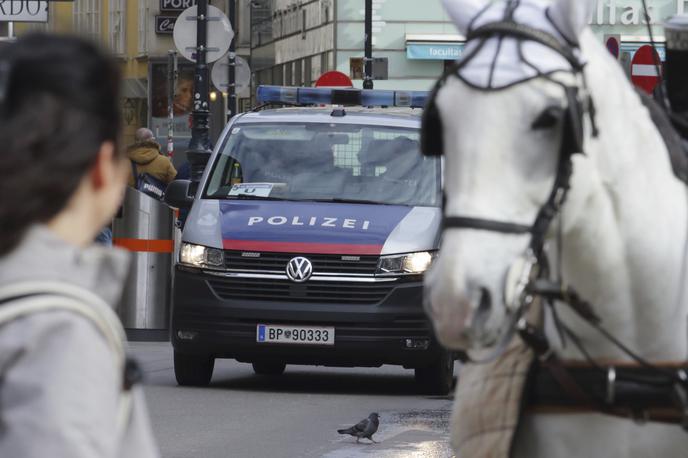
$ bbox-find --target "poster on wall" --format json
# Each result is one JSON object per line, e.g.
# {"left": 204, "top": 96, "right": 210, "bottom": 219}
{"left": 149, "top": 61, "right": 194, "bottom": 146}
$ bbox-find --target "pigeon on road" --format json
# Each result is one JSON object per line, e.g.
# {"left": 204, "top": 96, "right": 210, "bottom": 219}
{"left": 337, "top": 412, "right": 380, "bottom": 443}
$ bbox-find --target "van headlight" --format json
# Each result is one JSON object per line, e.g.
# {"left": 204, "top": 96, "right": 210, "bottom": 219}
{"left": 376, "top": 251, "right": 435, "bottom": 275}
{"left": 180, "top": 243, "right": 224, "bottom": 268}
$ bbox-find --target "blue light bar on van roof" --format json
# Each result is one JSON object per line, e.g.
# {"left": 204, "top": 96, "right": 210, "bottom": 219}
{"left": 256, "top": 85, "right": 428, "bottom": 109}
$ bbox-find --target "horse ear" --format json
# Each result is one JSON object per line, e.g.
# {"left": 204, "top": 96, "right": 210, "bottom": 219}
{"left": 442, "top": 0, "right": 490, "bottom": 35}
{"left": 548, "top": 0, "right": 593, "bottom": 44}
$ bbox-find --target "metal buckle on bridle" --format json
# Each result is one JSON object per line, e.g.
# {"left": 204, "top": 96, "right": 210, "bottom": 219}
{"left": 553, "top": 187, "right": 567, "bottom": 210}
{"left": 606, "top": 366, "right": 617, "bottom": 405}
{"left": 504, "top": 249, "right": 539, "bottom": 313}
{"left": 674, "top": 370, "right": 688, "bottom": 431}
{"left": 517, "top": 317, "right": 553, "bottom": 362}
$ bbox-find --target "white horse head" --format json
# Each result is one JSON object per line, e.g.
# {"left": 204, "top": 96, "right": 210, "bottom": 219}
{"left": 425, "top": 0, "right": 601, "bottom": 351}
{"left": 424, "top": 0, "right": 688, "bottom": 453}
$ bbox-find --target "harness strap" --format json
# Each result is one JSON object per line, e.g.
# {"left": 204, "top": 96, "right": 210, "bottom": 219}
{"left": 0, "top": 281, "right": 137, "bottom": 438}
{"left": 466, "top": 20, "right": 583, "bottom": 71}
{"left": 443, "top": 216, "right": 531, "bottom": 234}
{"left": 519, "top": 320, "right": 599, "bottom": 407}
{"left": 527, "top": 362, "right": 688, "bottom": 424}
{"left": 518, "top": 303, "right": 688, "bottom": 428}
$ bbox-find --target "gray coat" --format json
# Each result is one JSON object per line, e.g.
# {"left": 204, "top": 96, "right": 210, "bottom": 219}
{"left": 0, "top": 226, "right": 160, "bottom": 458}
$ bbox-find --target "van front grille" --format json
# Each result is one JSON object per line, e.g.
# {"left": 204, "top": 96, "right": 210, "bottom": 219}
{"left": 224, "top": 251, "right": 379, "bottom": 275}
{"left": 207, "top": 276, "right": 394, "bottom": 304}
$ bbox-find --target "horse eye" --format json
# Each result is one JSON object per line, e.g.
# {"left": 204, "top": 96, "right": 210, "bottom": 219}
{"left": 532, "top": 106, "right": 564, "bottom": 130}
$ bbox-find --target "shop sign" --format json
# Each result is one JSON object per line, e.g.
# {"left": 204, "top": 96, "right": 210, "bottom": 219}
{"left": 155, "top": 15, "right": 177, "bottom": 34}
{"left": 160, "top": 0, "right": 196, "bottom": 13}
{"left": 0, "top": 1, "right": 48, "bottom": 22}
{"left": 406, "top": 43, "right": 465, "bottom": 60}
{"left": 590, "top": 0, "right": 687, "bottom": 26}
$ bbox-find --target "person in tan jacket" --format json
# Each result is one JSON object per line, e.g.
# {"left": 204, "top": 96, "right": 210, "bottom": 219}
{"left": 127, "top": 128, "right": 177, "bottom": 186}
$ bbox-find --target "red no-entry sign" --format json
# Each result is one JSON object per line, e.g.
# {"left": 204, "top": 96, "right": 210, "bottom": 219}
{"left": 631, "top": 45, "right": 662, "bottom": 94}
{"left": 605, "top": 36, "right": 620, "bottom": 59}
{"left": 315, "top": 71, "right": 354, "bottom": 88}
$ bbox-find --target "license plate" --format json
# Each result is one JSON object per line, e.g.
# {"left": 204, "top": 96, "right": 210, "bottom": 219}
{"left": 256, "top": 324, "right": 335, "bottom": 346}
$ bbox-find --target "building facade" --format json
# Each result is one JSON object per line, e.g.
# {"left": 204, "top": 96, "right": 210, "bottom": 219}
{"left": 2, "top": 0, "right": 686, "bottom": 139}
{"left": 250, "top": 0, "right": 687, "bottom": 95}
{"left": 11, "top": 0, "right": 250, "bottom": 156}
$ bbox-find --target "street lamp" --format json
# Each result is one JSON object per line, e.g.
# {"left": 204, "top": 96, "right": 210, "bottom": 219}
{"left": 363, "top": 0, "right": 373, "bottom": 89}
{"left": 186, "top": 0, "right": 213, "bottom": 191}
{"left": 227, "top": 0, "right": 237, "bottom": 121}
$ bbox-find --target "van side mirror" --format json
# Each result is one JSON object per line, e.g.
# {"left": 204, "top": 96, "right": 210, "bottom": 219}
{"left": 164, "top": 180, "right": 194, "bottom": 209}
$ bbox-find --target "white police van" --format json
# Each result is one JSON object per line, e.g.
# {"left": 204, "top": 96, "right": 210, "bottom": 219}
{"left": 165, "top": 86, "right": 453, "bottom": 393}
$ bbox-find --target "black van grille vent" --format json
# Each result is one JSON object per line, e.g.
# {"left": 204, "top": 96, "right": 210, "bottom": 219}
{"left": 224, "top": 251, "right": 379, "bottom": 275}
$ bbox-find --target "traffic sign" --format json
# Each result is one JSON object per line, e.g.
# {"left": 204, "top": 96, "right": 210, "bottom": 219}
{"left": 173, "top": 5, "right": 233, "bottom": 63}
{"left": 631, "top": 45, "right": 662, "bottom": 94}
{"left": 315, "top": 71, "right": 354, "bottom": 88}
{"left": 604, "top": 34, "right": 620, "bottom": 59}
{"left": 211, "top": 55, "right": 251, "bottom": 97}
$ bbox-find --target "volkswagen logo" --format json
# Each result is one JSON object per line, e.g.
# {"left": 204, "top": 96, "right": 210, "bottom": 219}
{"left": 286, "top": 257, "right": 313, "bottom": 283}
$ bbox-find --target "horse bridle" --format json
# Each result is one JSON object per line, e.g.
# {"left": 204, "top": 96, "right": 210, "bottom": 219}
{"left": 423, "top": 18, "right": 688, "bottom": 428}
{"left": 440, "top": 20, "right": 589, "bottom": 262}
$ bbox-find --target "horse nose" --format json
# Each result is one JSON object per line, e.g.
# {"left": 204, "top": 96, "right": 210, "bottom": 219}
{"left": 472, "top": 287, "right": 493, "bottom": 331}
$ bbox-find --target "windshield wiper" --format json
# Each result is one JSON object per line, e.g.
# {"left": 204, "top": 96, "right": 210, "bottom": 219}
{"left": 310, "top": 198, "right": 395, "bottom": 205}
{"left": 225, "top": 195, "right": 293, "bottom": 201}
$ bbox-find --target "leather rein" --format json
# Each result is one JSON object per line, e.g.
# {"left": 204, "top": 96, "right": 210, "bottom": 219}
{"left": 444, "top": 19, "right": 688, "bottom": 429}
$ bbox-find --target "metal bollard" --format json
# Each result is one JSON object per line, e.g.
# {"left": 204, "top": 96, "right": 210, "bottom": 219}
{"left": 113, "top": 187, "right": 174, "bottom": 335}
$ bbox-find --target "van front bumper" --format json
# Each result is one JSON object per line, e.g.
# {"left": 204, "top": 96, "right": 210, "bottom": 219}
{"left": 171, "top": 266, "right": 446, "bottom": 368}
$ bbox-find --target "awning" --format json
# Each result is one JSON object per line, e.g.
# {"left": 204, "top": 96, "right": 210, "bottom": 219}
{"left": 406, "top": 34, "right": 465, "bottom": 60}
{"left": 620, "top": 40, "right": 666, "bottom": 61}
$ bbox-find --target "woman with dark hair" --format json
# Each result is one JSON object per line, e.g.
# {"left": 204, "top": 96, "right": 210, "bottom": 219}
{"left": 0, "top": 34, "right": 159, "bottom": 457}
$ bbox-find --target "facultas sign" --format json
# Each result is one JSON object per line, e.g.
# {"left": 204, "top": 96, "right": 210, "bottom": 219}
{"left": 160, "top": 0, "right": 196, "bottom": 13}
{"left": 155, "top": 15, "right": 177, "bottom": 34}
{"left": 0, "top": 1, "right": 48, "bottom": 22}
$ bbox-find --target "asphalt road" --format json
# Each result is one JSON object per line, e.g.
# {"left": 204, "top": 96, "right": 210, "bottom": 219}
{"left": 132, "top": 342, "right": 458, "bottom": 458}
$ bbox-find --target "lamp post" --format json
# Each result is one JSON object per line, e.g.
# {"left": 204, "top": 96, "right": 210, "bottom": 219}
{"left": 227, "top": 0, "right": 237, "bottom": 121}
{"left": 363, "top": 0, "right": 373, "bottom": 89}
{"left": 186, "top": 0, "right": 212, "bottom": 189}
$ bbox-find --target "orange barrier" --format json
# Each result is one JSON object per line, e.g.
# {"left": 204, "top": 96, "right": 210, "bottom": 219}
{"left": 113, "top": 238, "right": 174, "bottom": 253}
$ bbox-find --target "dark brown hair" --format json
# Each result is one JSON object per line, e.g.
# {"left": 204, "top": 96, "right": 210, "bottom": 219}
{"left": 0, "top": 34, "right": 122, "bottom": 255}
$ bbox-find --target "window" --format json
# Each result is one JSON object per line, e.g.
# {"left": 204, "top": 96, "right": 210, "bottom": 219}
{"left": 302, "top": 9, "right": 307, "bottom": 39}
{"left": 138, "top": 2, "right": 149, "bottom": 55}
{"left": 73, "top": 0, "right": 101, "bottom": 42}
{"left": 304, "top": 56, "right": 312, "bottom": 85}
{"left": 109, "top": 0, "right": 125, "bottom": 55}
{"left": 285, "top": 62, "right": 293, "bottom": 86}
{"left": 294, "top": 59, "right": 303, "bottom": 86}
{"left": 271, "top": 64, "right": 283, "bottom": 86}
{"left": 237, "top": 0, "right": 251, "bottom": 47}
{"left": 320, "top": 53, "right": 328, "bottom": 74}
{"left": 350, "top": 58, "right": 364, "bottom": 80}
{"left": 321, "top": 0, "right": 331, "bottom": 24}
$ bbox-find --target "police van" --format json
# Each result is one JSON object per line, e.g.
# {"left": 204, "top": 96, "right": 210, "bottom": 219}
{"left": 165, "top": 86, "right": 453, "bottom": 393}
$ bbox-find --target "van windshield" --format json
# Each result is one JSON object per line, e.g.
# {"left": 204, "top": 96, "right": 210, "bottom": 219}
{"left": 205, "top": 122, "right": 441, "bottom": 207}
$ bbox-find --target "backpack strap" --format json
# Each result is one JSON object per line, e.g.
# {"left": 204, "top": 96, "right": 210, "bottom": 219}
{"left": 130, "top": 160, "right": 139, "bottom": 181}
{"left": 0, "top": 281, "right": 133, "bottom": 438}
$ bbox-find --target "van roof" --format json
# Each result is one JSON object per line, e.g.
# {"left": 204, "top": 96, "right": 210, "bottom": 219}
{"left": 234, "top": 106, "right": 422, "bottom": 129}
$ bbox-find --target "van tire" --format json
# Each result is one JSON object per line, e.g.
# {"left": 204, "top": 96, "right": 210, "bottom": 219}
{"left": 174, "top": 351, "right": 215, "bottom": 386}
{"left": 414, "top": 351, "right": 455, "bottom": 395}
{"left": 252, "top": 362, "right": 287, "bottom": 376}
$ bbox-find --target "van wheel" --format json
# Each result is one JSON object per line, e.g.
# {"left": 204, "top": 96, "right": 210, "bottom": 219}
{"left": 252, "top": 362, "right": 286, "bottom": 376}
{"left": 174, "top": 351, "right": 215, "bottom": 387}
{"left": 414, "top": 351, "right": 455, "bottom": 395}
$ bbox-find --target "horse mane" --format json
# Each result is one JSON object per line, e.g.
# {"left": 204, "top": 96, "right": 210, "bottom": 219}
{"left": 578, "top": 29, "right": 679, "bottom": 190}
